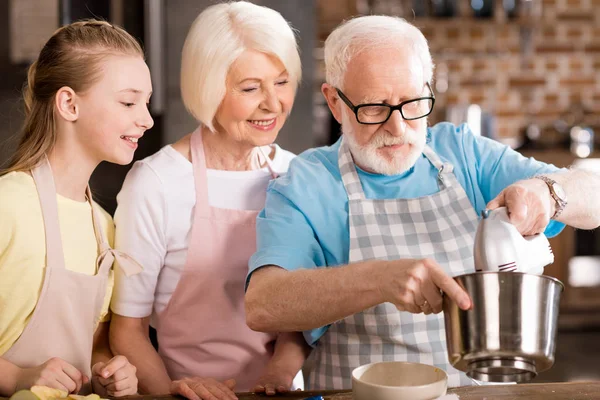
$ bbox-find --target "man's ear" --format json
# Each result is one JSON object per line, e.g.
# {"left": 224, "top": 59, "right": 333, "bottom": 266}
{"left": 321, "top": 83, "right": 343, "bottom": 125}
{"left": 54, "top": 86, "right": 79, "bottom": 122}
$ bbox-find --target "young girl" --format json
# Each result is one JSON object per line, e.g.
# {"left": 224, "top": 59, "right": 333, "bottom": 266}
{"left": 0, "top": 20, "right": 152, "bottom": 397}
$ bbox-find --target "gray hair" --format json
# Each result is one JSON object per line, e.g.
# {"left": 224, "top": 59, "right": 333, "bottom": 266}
{"left": 324, "top": 15, "right": 434, "bottom": 90}
{"left": 181, "top": 1, "right": 302, "bottom": 131}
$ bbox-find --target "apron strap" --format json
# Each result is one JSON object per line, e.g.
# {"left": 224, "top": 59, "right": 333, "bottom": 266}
{"left": 190, "top": 127, "right": 212, "bottom": 218}
{"left": 96, "top": 245, "right": 143, "bottom": 277}
{"left": 338, "top": 136, "right": 367, "bottom": 201}
{"left": 87, "top": 188, "right": 143, "bottom": 277}
{"left": 30, "top": 156, "right": 141, "bottom": 279}
{"left": 31, "top": 156, "right": 67, "bottom": 270}
{"left": 190, "top": 127, "right": 280, "bottom": 217}
{"left": 422, "top": 145, "right": 455, "bottom": 189}
{"left": 339, "top": 138, "right": 457, "bottom": 196}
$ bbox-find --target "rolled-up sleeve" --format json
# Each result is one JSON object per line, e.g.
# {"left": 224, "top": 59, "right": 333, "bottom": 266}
{"left": 463, "top": 124, "right": 566, "bottom": 238}
{"left": 246, "top": 156, "right": 338, "bottom": 345}
{"left": 247, "top": 186, "right": 332, "bottom": 346}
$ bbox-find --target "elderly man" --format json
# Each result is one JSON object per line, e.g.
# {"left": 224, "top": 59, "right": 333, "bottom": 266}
{"left": 245, "top": 15, "right": 600, "bottom": 389}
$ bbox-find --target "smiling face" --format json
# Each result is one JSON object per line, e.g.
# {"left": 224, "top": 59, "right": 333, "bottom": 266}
{"left": 324, "top": 46, "right": 430, "bottom": 175}
{"left": 75, "top": 54, "right": 154, "bottom": 165}
{"left": 213, "top": 49, "right": 296, "bottom": 148}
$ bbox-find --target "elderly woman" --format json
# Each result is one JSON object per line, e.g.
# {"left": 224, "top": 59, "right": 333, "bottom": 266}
{"left": 108, "top": 2, "right": 307, "bottom": 400}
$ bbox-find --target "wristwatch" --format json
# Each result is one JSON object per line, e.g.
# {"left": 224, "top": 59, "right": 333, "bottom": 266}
{"left": 536, "top": 175, "right": 567, "bottom": 219}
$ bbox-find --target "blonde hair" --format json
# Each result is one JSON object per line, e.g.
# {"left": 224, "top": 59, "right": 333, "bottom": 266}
{"left": 180, "top": 1, "right": 301, "bottom": 132}
{"left": 324, "top": 15, "right": 434, "bottom": 90}
{"left": 2, "top": 19, "right": 144, "bottom": 175}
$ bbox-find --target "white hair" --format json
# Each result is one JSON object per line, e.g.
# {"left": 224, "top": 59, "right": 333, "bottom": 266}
{"left": 181, "top": 1, "right": 302, "bottom": 131}
{"left": 324, "top": 15, "right": 434, "bottom": 90}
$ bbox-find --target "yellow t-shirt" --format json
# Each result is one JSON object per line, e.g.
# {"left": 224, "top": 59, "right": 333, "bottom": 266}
{"left": 0, "top": 171, "right": 114, "bottom": 355}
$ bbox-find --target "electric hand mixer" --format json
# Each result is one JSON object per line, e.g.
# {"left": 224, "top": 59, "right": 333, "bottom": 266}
{"left": 473, "top": 207, "right": 554, "bottom": 274}
{"left": 443, "top": 207, "right": 562, "bottom": 383}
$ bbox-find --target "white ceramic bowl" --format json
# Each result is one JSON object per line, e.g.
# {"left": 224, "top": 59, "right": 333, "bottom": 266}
{"left": 352, "top": 361, "right": 448, "bottom": 400}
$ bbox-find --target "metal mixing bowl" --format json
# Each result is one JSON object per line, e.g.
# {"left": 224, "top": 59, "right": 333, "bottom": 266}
{"left": 443, "top": 272, "right": 564, "bottom": 382}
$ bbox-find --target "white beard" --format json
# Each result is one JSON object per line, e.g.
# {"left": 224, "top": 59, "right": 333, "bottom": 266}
{"left": 341, "top": 108, "right": 427, "bottom": 176}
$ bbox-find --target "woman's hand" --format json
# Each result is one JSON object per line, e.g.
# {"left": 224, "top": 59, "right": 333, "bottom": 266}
{"left": 253, "top": 369, "right": 297, "bottom": 395}
{"left": 170, "top": 377, "right": 237, "bottom": 400}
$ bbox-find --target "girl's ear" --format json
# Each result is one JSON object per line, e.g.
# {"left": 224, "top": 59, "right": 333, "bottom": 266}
{"left": 55, "top": 86, "right": 79, "bottom": 122}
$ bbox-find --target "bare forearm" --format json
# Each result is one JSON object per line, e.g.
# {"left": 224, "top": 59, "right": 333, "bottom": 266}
{"left": 0, "top": 358, "right": 21, "bottom": 396}
{"left": 91, "top": 349, "right": 113, "bottom": 366}
{"left": 245, "top": 260, "right": 386, "bottom": 332}
{"left": 268, "top": 332, "right": 311, "bottom": 378}
{"left": 549, "top": 169, "right": 600, "bottom": 229}
{"left": 92, "top": 322, "right": 114, "bottom": 367}
{"left": 109, "top": 315, "right": 171, "bottom": 394}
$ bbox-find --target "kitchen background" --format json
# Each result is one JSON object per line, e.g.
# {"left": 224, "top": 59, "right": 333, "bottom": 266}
{"left": 1, "top": 0, "right": 599, "bottom": 384}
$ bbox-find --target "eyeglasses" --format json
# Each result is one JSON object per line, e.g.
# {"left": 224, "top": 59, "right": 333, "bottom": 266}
{"left": 336, "top": 83, "right": 435, "bottom": 125}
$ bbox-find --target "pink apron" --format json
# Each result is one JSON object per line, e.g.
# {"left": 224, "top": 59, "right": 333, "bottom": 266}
{"left": 2, "top": 158, "right": 141, "bottom": 393}
{"left": 156, "top": 128, "right": 278, "bottom": 391}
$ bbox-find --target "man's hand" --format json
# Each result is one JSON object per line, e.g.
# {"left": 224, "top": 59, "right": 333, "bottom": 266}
{"left": 487, "top": 178, "right": 553, "bottom": 236}
{"left": 15, "top": 358, "right": 88, "bottom": 394}
{"left": 170, "top": 377, "right": 237, "bottom": 400}
{"left": 91, "top": 355, "right": 138, "bottom": 397}
{"left": 380, "top": 258, "right": 471, "bottom": 314}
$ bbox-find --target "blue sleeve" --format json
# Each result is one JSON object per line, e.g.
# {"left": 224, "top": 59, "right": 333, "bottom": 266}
{"left": 247, "top": 186, "right": 330, "bottom": 346}
{"left": 462, "top": 125, "right": 566, "bottom": 238}
{"left": 247, "top": 186, "right": 326, "bottom": 282}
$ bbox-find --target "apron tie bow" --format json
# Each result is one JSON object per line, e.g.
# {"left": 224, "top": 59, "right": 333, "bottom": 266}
{"left": 97, "top": 245, "right": 143, "bottom": 277}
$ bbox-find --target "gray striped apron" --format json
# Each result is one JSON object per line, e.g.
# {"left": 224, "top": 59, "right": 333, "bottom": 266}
{"left": 306, "top": 137, "right": 479, "bottom": 389}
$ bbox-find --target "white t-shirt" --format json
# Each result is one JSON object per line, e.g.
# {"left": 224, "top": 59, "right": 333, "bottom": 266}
{"left": 110, "top": 144, "right": 295, "bottom": 324}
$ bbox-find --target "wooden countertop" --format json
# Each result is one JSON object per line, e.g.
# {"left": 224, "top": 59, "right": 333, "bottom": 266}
{"left": 117, "top": 381, "right": 600, "bottom": 400}
{"left": 448, "top": 381, "right": 600, "bottom": 399}
{"left": 231, "top": 381, "right": 597, "bottom": 399}
{"left": 4, "top": 382, "right": 599, "bottom": 400}
{"left": 249, "top": 381, "right": 598, "bottom": 399}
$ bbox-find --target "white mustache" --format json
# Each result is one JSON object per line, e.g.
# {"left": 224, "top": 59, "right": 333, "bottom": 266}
{"left": 368, "top": 133, "right": 417, "bottom": 148}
